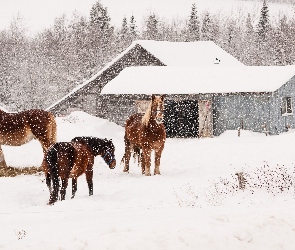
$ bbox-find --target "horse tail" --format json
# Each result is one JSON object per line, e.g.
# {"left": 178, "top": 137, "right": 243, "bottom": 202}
{"left": 132, "top": 145, "right": 141, "bottom": 167}
{"left": 48, "top": 112, "right": 57, "bottom": 145}
{"left": 46, "top": 144, "right": 59, "bottom": 204}
{"left": 121, "top": 134, "right": 129, "bottom": 165}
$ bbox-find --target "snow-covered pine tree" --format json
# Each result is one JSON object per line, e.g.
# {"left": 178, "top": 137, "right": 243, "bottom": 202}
{"left": 129, "top": 15, "right": 138, "bottom": 40}
{"left": 90, "top": 1, "right": 112, "bottom": 33}
{"left": 116, "top": 17, "right": 132, "bottom": 50}
{"left": 242, "top": 13, "right": 258, "bottom": 65}
{"left": 201, "top": 12, "right": 214, "bottom": 41}
{"left": 89, "top": 1, "right": 114, "bottom": 70}
{"left": 187, "top": 3, "right": 200, "bottom": 41}
{"left": 144, "top": 14, "right": 159, "bottom": 40}
{"left": 256, "top": 0, "right": 270, "bottom": 41}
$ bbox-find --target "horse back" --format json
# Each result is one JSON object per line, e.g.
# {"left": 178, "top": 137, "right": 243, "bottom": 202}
{"left": 45, "top": 142, "right": 76, "bottom": 179}
{"left": 23, "top": 110, "right": 56, "bottom": 137}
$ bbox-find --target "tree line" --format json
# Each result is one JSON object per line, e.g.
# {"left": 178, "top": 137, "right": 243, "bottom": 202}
{"left": 0, "top": 0, "right": 294, "bottom": 110}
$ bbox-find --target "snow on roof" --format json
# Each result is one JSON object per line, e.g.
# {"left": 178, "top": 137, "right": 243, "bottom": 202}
{"left": 46, "top": 40, "right": 242, "bottom": 110}
{"left": 135, "top": 40, "right": 244, "bottom": 66}
{"left": 101, "top": 65, "right": 295, "bottom": 94}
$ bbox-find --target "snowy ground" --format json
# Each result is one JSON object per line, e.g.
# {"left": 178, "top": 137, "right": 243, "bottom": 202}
{"left": 1, "top": 111, "right": 295, "bottom": 249}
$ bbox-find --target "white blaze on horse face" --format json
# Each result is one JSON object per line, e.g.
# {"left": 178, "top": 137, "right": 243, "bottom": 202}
{"left": 155, "top": 103, "right": 164, "bottom": 124}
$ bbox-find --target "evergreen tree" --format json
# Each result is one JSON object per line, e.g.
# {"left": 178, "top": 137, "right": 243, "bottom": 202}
{"left": 90, "top": 1, "right": 112, "bottom": 32}
{"left": 89, "top": 1, "right": 114, "bottom": 71}
{"left": 116, "top": 17, "right": 132, "bottom": 50}
{"left": 119, "top": 17, "right": 129, "bottom": 38}
{"left": 271, "top": 15, "right": 291, "bottom": 65}
{"left": 144, "top": 14, "right": 159, "bottom": 40}
{"left": 243, "top": 13, "right": 257, "bottom": 65}
{"left": 129, "top": 15, "right": 138, "bottom": 40}
{"left": 201, "top": 12, "right": 213, "bottom": 41}
{"left": 256, "top": 0, "right": 270, "bottom": 41}
{"left": 187, "top": 3, "right": 200, "bottom": 41}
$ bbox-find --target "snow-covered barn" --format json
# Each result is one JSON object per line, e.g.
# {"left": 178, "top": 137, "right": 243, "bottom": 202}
{"left": 46, "top": 40, "right": 243, "bottom": 117}
{"left": 101, "top": 65, "right": 295, "bottom": 137}
{"left": 46, "top": 40, "right": 295, "bottom": 137}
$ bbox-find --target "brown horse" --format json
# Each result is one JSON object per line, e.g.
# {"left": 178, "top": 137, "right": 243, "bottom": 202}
{"left": 122, "top": 94, "right": 166, "bottom": 176}
{"left": 42, "top": 136, "right": 116, "bottom": 205}
{"left": 0, "top": 109, "right": 57, "bottom": 168}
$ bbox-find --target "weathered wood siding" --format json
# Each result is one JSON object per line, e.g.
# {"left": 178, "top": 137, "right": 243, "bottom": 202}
{"left": 213, "top": 93, "right": 272, "bottom": 136}
{"left": 272, "top": 76, "right": 295, "bottom": 134}
{"left": 99, "top": 85, "right": 295, "bottom": 137}
{"left": 48, "top": 44, "right": 165, "bottom": 116}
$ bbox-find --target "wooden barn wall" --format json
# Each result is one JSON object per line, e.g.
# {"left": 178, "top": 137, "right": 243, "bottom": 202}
{"left": 98, "top": 94, "right": 208, "bottom": 130}
{"left": 99, "top": 93, "right": 277, "bottom": 137}
{"left": 48, "top": 44, "right": 165, "bottom": 116}
{"left": 213, "top": 93, "right": 272, "bottom": 136}
{"left": 98, "top": 94, "right": 150, "bottom": 126}
{"left": 271, "top": 76, "right": 295, "bottom": 134}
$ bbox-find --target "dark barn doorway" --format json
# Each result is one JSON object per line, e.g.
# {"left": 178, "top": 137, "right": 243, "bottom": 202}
{"left": 164, "top": 100, "right": 199, "bottom": 138}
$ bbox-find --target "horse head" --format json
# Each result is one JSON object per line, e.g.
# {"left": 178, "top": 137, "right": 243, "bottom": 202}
{"left": 151, "top": 94, "right": 165, "bottom": 124}
{"left": 71, "top": 137, "right": 116, "bottom": 169}
{"left": 101, "top": 139, "right": 116, "bottom": 169}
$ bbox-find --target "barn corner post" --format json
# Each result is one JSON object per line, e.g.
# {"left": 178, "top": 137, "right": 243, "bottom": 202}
{"left": 0, "top": 145, "right": 7, "bottom": 168}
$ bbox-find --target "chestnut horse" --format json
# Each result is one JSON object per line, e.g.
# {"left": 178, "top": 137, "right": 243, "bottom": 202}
{"left": 0, "top": 109, "right": 57, "bottom": 168}
{"left": 42, "top": 136, "right": 116, "bottom": 205}
{"left": 122, "top": 94, "right": 166, "bottom": 176}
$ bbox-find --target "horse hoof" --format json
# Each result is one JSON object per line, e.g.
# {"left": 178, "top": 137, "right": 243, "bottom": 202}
{"left": 47, "top": 200, "right": 56, "bottom": 205}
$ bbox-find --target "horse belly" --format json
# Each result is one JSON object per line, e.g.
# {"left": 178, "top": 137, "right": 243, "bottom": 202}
{"left": 0, "top": 129, "right": 34, "bottom": 146}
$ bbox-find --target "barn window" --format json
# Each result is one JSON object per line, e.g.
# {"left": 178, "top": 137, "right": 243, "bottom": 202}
{"left": 135, "top": 100, "right": 150, "bottom": 114}
{"left": 281, "top": 97, "right": 293, "bottom": 116}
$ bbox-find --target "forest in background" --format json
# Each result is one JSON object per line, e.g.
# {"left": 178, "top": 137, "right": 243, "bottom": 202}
{"left": 1, "top": 0, "right": 295, "bottom": 111}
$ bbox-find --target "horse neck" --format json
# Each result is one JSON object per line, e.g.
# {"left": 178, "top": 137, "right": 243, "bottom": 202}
{"left": 91, "top": 141, "right": 109, "bottom": 157}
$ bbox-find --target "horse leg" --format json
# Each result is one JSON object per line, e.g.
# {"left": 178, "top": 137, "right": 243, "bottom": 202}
{"left": 0, "top": 146, "right": 7, "bottom": 168}
{"left": 60, "top": 178, "right": 69, "bottom": 201}
{"left": 142, "top": 148, "right": 152, "bottom": 176}
{"left": 46, "top": 173, "right": 52, "bottom": 192}
{"left": 154, "top": 145, "right": 164, "bottom": 175}
{"left": 71, "top": 178, "right": 77, "bottom": 199}
{"left": 123, "top": 136, "right": 131, "bottom": 172}
{"left": 85, "top": 164, "right": 93, "bottom": 196}
{"left": 48, "top": 174, "right": 59, "bottom": 205}
{"left": 141, "top": 152, "right": 145, "bottom": 175}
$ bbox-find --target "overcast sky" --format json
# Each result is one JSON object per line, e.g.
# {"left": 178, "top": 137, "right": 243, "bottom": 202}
{"left": 0, "top": 0, "right": 292, "bottom": 35}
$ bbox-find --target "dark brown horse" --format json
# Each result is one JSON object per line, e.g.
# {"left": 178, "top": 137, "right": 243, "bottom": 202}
{"left": 0, "top": 109, "right": 57, "bottom": 167}
{"left": 122, "top": 94, "right": 166, "bottom": 176}
{"left": 42, "top": 136, "right": 116, "bottom": 205}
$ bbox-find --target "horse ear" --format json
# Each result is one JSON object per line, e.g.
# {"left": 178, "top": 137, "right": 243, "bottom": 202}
{"left": 161, "top": 94, "right": 166, "bottom": 100}
{"left": 152, "top": 94, "right": 155, "bottom": 101}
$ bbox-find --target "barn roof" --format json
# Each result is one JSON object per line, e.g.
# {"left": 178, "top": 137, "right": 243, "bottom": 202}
{"left": 101, "top": 65, "right": 295, "bottom": 94}
{"left": 133, "top": 40, "right": 244, "bottom": 66}
{"left": 46, "top": 40, "right": 243, "bottom": 111}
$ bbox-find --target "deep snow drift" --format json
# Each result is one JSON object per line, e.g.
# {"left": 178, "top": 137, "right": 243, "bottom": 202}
{"left": 1, "top": 111, "right": 295, "bottom": 249}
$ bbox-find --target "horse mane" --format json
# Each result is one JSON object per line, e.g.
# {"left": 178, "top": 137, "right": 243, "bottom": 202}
{"left": 141, "top": 101, "right": 152, "bottom": 126}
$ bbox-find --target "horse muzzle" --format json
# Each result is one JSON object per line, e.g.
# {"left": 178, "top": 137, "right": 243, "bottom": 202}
{"left": 109, "top": 159, "right": 116, "bottom": 169}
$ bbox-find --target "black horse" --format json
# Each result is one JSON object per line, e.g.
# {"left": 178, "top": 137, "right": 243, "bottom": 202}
{"left": 42, "top": 136, "right": 116, "bottom": 205}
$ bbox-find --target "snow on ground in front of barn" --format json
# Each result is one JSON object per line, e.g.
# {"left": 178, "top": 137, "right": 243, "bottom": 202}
{"left": 1, "top": 111, "right": 295, "bottom": 249}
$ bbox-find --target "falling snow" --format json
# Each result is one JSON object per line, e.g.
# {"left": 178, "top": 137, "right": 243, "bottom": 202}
{"left": 0, "top": 112, "right": 295, "bottom": 249}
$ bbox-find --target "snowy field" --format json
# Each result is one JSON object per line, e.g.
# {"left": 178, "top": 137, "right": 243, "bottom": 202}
{"left": 1, "top": 111, "right": 295, "bottom": 249}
